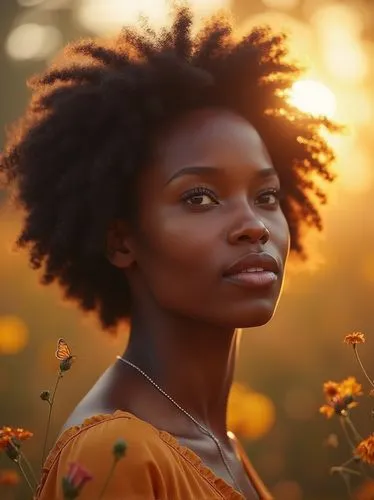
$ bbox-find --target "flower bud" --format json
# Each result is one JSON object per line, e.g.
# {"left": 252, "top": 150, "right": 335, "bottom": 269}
{"left": 62, "top": 462, "right": 92, "bottom": 499}
{"left": 113, "top": 438, "right": 127, "bottom": 460}
{"left": 40, "top": 390, "right": 51, "bottom": 402}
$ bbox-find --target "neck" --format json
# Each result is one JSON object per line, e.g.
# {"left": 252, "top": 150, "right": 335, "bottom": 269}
{"left": 122, "top": 305, "right": 242, "bottom": 440}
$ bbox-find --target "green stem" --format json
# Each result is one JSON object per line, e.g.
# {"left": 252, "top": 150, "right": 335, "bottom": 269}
{"left": 339, "top": 469, "right": 353, "bottom": 500}
{"left": 344, "top": 414, "right": 363, "bottom": 443}
{"left": 41, "top": 371, "right": 63, "bottom": 467}
{"left": 340, "top": 417, "right": 355, "bottom": 451}
{"left": 8, "top": 439, "right": 37, "bottom": 493}
{"left": 16, "top": 458, "right": 35, "bottom": 496}
{"left": 330, "top": 465, "right": 361, "bottom": 477}
{"left": 341, "top": 456, "right": 356, "bottom": 468}
{"left": 353, "top": 345, "right": 374, "bottom": 389}
{"left": 97, "top": 459, "right": 118, "bottom": 500}
{"left": 19, "top": 449, "right": 38, "bottom": 486}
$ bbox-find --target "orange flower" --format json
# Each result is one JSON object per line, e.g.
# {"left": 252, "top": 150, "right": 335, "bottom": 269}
{"left": 0, "top": 435, "right": 11, "bottom": 451}
{"left": 0, "top": 426, "right": 33, "bottom": 453}
{"left": 319, "top": 405, "right": 335, "bottom": 419}
{"left": 344, "top": 332, "right": 366, "bottom": 345}
{"left": 339, "top": 377, "right": 363, "bottom": 398}
{"left": 320, "top": 376, "right": 363, "bottom": 419}
{"left": 0, "top": 469, "right": 20, "bottom": 486}
{"left": 323, "top": 381, "right": 340, "bottom": 399}
{"left": 0, "top": 427, "right": 33, "bottom": 441}
{"left": 356, "top": 435, "right": 374, "bottom": 465}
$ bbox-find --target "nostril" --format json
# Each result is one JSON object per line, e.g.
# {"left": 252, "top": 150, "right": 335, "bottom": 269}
{"left": 260, "top": 226, "right": 270, "bottom": 244}
{"left": 236, "top": 227, "right": 269, "bottom": 244}
{"left": 237, "top": 234, "right": 252, "bottom": 243}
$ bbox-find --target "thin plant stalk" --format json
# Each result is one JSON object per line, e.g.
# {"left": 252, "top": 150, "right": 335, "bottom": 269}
{"left": 353, "top": 345, "right": 374, "bottom": 389}
{"left": 8, "top": 439, "right": 38, "bottom": 488}
{"left": 339, "top": 469, "right": 352, "bottom": 500}
{"left": 41, "top": 371, "right": 63, "bottom": 466}
{"left": 340, "top": 456, "right": 356, "bottom": 469}
{"left": 340, "top": 417, "right": 356, "bottom": 451}
{"left": 98, "top": 460, "right": 118, "bottom": 500}
{"left": 19, "top": 449, "right": 38, "bottom": 486}
{"left": 330, "top": 456, "right": 362, "bottom": 481}
{"left": 16, "top": 458, "right": 35, "bottom": 495}
{"left": 330, "top": 465, "right": 361, "bottom": 477}
{"left": 344, "top": 414, "right": 363, "bottom": 443}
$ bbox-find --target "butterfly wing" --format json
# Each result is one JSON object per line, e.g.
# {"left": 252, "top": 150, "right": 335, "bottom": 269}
{"left": 55, "top": 338, "right": 72, "bottom": 360}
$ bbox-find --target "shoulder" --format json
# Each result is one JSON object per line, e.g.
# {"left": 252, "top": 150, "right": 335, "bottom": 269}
{"left": 61, "top": 410, "right": 170, "bottom": 459}
{"left": 37, "top": 411, "right": 175, "bottom": 499}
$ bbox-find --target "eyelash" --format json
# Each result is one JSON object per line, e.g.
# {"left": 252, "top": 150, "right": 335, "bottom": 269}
{"left": 181, "top": 186, "right": 282, "bottom": 208}
{"left": 255, "top": 188, "right": 282, "bottom": 207}
{"left": 181, "top": 187, "right": 219, "bottom": 206}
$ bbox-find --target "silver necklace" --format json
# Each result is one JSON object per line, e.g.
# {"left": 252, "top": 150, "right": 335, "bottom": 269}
{"left": 116, "top": 355, "right": 243, "bottom": 494}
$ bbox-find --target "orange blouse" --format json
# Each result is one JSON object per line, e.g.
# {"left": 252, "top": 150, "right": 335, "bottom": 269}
{"left": 36, "top": 411, "right": 273, "bottom": 499}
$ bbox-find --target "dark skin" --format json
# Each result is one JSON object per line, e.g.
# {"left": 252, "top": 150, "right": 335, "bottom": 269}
{"left": 64, "top": 108, "right": 290, "bottom": 499}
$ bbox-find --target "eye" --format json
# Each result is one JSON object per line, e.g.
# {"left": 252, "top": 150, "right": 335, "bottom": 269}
{"left": 255, "top": 188, "right": 281, "bottom": 207}
{"left": 182, "top": 187, "right": 219, "bottom": 208}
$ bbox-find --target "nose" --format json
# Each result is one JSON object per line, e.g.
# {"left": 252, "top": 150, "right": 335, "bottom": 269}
{"left": 227, "top": 208, "right": 270, "bottom": 246}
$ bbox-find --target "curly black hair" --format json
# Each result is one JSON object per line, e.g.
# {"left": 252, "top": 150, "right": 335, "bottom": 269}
{"left": 0, "top": 6, "right": 339, "bottom": 331}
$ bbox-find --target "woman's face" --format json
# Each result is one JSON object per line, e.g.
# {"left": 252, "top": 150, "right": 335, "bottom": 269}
{"left": 127, "top": 108, "right": 290, "bottom": 328}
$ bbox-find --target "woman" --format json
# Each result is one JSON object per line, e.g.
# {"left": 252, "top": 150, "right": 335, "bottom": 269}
{"left": 0, "top": 5, "right": 337, "bottom": 499}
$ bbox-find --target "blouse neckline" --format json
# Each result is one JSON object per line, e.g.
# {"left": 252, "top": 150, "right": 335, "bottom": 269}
{"left": 42, "top": 410, "right": 272, "bottom": 500}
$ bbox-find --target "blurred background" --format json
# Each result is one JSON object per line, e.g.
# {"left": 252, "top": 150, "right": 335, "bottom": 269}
{"left": 0, "top": 0, "right": 374, "bottom": 499}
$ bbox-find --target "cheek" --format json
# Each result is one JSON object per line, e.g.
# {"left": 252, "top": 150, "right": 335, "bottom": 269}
{"left": 139, "top": 204, "right": 218, "bottom": 263}
{"left": 135, "top": 213, "right": 219, "bottom": 304}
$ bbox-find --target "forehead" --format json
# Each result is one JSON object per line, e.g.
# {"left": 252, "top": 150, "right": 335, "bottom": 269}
{"left": 152, "top": 108, "right": 273, "bottom": 176}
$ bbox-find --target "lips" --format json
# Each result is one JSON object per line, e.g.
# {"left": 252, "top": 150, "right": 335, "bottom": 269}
{"left": 223, "top": 252, "right": 280, "bottom": 277}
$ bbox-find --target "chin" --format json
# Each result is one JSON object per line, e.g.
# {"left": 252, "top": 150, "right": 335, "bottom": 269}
{"left": 228, "top": 298, "right": 279, "bottom": 329}
{"left": 241, "top": 313, "right": 274, "bottom": 328}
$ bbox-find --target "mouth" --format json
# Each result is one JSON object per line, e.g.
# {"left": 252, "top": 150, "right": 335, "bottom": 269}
{"left": 223, "top": 253, "right": 280, "bottom": 289}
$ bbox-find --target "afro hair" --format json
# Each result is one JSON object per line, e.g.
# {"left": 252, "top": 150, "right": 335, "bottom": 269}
{"left": 0, "top": 6, "right": 340, "bottom": 331}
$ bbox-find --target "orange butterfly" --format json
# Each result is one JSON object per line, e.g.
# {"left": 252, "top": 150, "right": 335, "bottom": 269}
{"left": 55, "top": 338, "right": 76, "bottom": 369}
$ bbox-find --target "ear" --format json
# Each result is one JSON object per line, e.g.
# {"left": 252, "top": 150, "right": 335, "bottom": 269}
{"left": 106, "top": 220, "right": 136, "bottom": 270}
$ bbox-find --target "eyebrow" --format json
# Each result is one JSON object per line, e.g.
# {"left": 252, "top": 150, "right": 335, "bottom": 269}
{"left": 165, "top": 165, "right": 278, "bottom": 185}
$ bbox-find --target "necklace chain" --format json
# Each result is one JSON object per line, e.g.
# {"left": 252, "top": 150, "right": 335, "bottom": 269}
{"left": 116, "top": 356, "right": 242, "bottom": 494}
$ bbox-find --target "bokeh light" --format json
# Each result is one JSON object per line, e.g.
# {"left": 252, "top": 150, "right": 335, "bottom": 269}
{"left": 353, "top": 480, "right": 374, "bottom": 500}
{"left": 75, "top": 0, "right": 230, "bottom": 35}
{"left": 311, "top": 3, "right": 364, "bottom": 37}
{"left": 261, "top": 0, "right": 300, "bottom": 10}
{"left": 17, "top": 0, "right": 47, "bottom": 6}
{"left": 272, "top": 480, "right": 303, "bottom": 500}
{"left": 188, "top": 0, "right": 230, "bottom": 15}
{"left": 324, "top": 41, "right": 367, "bottom": 82}
{"left": 338, "top": 89, "right": 373, "bottom": 125}
{"left": 75, "top": 0, "right": 169, "bottom": 34}
{"left": 6, "top": 23, "right": 62, "bottom": 60}
{"left": 289, "top": 79, "right": 337, "bottom": 117}
{"left": 329, "top": 136, "right": 373, "bottom": 192}
{"left": 311, "top": 3, "right": 367, "bottom": 82}
{"left": 0, "top": 316, "right": 29, "bottom": 355}
{"left": 228, "top": 383, "right": 276, "bottom": 439}
{"left": 0, "top": 469, "right": 21, "bottom": 486}
{"left": 238, "top": 12, "right": 313, "bottom": 62}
